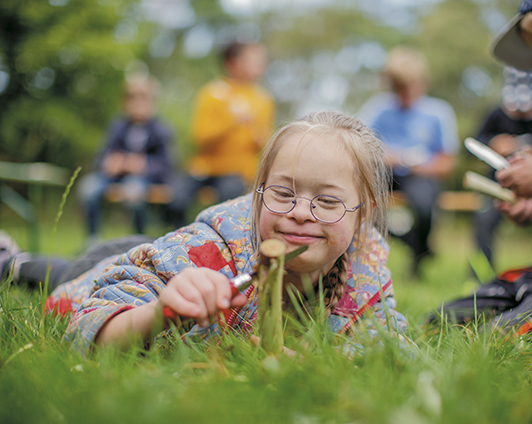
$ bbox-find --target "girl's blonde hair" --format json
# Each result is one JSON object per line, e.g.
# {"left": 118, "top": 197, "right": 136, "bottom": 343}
{"left": 250, "top": 110, "right": 390, "bottom": 264}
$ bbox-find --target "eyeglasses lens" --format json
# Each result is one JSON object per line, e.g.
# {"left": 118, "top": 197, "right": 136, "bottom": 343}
{"left": 262, "top": 186, "right": 346, "bottom": 223}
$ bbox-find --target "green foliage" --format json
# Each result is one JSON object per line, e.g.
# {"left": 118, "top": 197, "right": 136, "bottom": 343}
{"left": 0, "top": 0, "right": 144, "bottom": 168}
{"left": 0, "top": 0, "right": 525, "bottom": 178}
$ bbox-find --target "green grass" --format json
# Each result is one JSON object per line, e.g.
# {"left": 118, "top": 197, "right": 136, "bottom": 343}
{"left": 2, "top": 203, "right": 532, "bottom": 423}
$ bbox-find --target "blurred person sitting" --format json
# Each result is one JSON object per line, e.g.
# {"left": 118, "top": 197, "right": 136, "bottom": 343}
{"left": 170, "top": 41, "right": 275, "bottom": 213}
{"left": 358, "top": 46, "right": 458, "bottom": 276}
{"left": 78, "top": 74, "right": 174, "bottom": 242}
{"left": 473, "top": 67, "right": 532, "bottom": 266}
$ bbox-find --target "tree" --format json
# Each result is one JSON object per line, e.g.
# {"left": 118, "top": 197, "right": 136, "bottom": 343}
{"left": 0, "top": 0, "right": 145, "bottom": 169}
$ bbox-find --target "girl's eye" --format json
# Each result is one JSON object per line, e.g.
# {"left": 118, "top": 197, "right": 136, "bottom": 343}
{"left": 315, "top": 196, "right": 342, "bottom": 208}
{"left": 272, "top": 187, "right": 294, "bottom": 199}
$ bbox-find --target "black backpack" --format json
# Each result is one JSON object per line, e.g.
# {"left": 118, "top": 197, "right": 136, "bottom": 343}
{"left": 427, "top": 266, "right": 532, "bottom": 334}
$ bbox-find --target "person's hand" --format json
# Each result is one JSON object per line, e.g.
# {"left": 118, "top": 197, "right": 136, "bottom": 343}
{"left": 495, "top": 198, "right": 532, "bottom": 226}
{"left": 123, "top": 152, "right": 147, "bottom": 175}
{"left": 157, "top": 268, "right": 248, "bottom": 327}
{"left": 101, "top": 151, "right": 126, "bottom": 177}
{"left": 496, "top": 152, "right": 532, "bottom": 198}
{"left": 383, "top": 149, "right": 402, "bottom": 168}
{"left": 488, "top": 134, "right": 518, "bottom": 157}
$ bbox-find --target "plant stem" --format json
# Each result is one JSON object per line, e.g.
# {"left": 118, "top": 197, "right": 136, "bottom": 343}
{"left": 257, "top": 239, "right": 286, "bottom": 355}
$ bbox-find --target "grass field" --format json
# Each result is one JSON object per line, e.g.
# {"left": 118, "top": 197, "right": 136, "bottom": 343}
{"left": 1, "top": 193, "right": 532, "bottom": 424}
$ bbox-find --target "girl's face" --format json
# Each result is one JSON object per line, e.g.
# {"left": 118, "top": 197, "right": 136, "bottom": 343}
{"left": 259, "top": 132, "right": 362, "bottom": 283}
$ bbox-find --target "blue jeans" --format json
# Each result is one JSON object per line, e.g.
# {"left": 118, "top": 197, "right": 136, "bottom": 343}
{"left": 78, "top": 172, "right": 150, "bottom": 235}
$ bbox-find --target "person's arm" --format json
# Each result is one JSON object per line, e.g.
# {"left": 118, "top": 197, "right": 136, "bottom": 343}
{"left": 410, "top": 153, "right": 456, "bottom": 179}
{"left": 94, "top": 267, "right": 246, "bottom": 350}
{"left": 253, "top": 94, "right": 275, "bottom": 150}
{"left": 143, "top": 120, "right": 173, "bottom": 182}
{"left": 96, "top": 119, "right": 128, "bottom": 172}
{"left": 412, "top": 100, "right": 458, "bottom": 179}
{"left": 63, "top": 229, "right": 246, "bottom": 356}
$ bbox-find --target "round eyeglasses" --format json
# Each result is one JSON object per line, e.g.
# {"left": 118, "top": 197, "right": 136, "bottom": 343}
{"left": 256, "top": 184, "right": 363, "bottom": 224}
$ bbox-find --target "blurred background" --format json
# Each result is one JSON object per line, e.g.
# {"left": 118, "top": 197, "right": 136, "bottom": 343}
{"left": 0, "top": 0, "right": 526, "bottom": 255}
{"left": 0, "top": 0, "right": 517, "bottom": 171}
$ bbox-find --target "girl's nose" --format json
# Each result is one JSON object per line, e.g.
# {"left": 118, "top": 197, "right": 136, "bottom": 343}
{"left": 286, "top": 198, "right": 317, "bottom": 222}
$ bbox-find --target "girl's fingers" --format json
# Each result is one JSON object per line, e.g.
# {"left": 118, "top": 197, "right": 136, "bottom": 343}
{"left": 200, "top": 269, "right": 232, "bottom": 310}
{"left": 163, "top": 268, "right": 237, "bottom": 327}
{"left": 161, "top": 292, "right": 202, "bottom": 320}
{"left": 231, "top": 293, "right": 248, "bottom": 308}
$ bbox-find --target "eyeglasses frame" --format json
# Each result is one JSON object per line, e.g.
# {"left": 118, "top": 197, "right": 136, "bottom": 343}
{"left": 256, "top": 183, "right": 363, "bottom": 224}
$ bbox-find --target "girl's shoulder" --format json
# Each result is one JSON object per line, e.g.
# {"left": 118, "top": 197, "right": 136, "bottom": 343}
{"left": 150, "top": 194, "right": 255, "bottom": 276}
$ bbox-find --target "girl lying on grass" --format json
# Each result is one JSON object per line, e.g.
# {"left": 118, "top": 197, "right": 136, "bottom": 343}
{"left": 46, "top": 110, "right": 408, "bottom": 355}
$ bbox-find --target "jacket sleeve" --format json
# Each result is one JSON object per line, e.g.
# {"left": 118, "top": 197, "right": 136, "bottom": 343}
{"left": 94, "top": 118, "right": 127, "bottom": 169}
{"left": 476, "top": 108, "right": 501, "bottom": 145}
{"left": 63, "top": 224, "right": 235, "bottom": 356}
{"left": 255, "top": 94, "right": 275, "bottom": 149}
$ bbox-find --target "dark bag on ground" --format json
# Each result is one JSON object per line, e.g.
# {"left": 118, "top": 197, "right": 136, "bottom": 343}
{"left": 427, "top": 266, "right": 532, "bottom": 334}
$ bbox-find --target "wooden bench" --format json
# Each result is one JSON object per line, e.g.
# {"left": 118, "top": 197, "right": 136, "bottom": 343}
{"left": 105, "top": 183, "right": 175, "bottom": 204}
{"left": 104, "top": 183, "right": 220, "bottom": 206}
{"left": 0, "top": 161, "right": 70, "bottom": 252}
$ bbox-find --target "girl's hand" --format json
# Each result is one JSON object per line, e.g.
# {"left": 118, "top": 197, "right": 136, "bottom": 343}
{"left": 158, "top": 268, "right": 248, "bottom": 327}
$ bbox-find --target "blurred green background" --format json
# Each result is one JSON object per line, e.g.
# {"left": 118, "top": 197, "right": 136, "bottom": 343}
{"left": 0, "top": 0, "right": 519, "bottom": 171}
{"left": 0, "top": 0, "right": 527, "bottom": 252}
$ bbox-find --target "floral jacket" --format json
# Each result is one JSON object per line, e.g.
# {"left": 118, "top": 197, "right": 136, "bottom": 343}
{"left": 55, "top": 194, "right": 408, "bottom": 355}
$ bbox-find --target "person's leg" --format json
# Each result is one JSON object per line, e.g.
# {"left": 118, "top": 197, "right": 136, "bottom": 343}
{"left": 16, "top": 257, "right": 72, "bottom": 291}
{"left": 121, "top": 176, "right": 150, "bottom": 234}
{"left": 397, "top": 175, "right": 440, "bottom": 264}
{"left": 474, "top": 201, "right": 502, "bottom": 266}
{"left": 77, "top": 172, "right": 113, "bottom": 236}
{"left": 212, "top": 175, "right": 246, "bottom": 202}
{"left": 165, "top": 174, "right": 202, "bottom": 228}
{"left": 56, "top": 234, "right": 155, "bottom": 285}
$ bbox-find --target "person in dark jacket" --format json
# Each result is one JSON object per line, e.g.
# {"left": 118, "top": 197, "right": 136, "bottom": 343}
{"left": 78, "top": 74, "right": 174, "bottom": 240}
{"left": 473, "top": 67, "right": 532, "bottom": 266}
